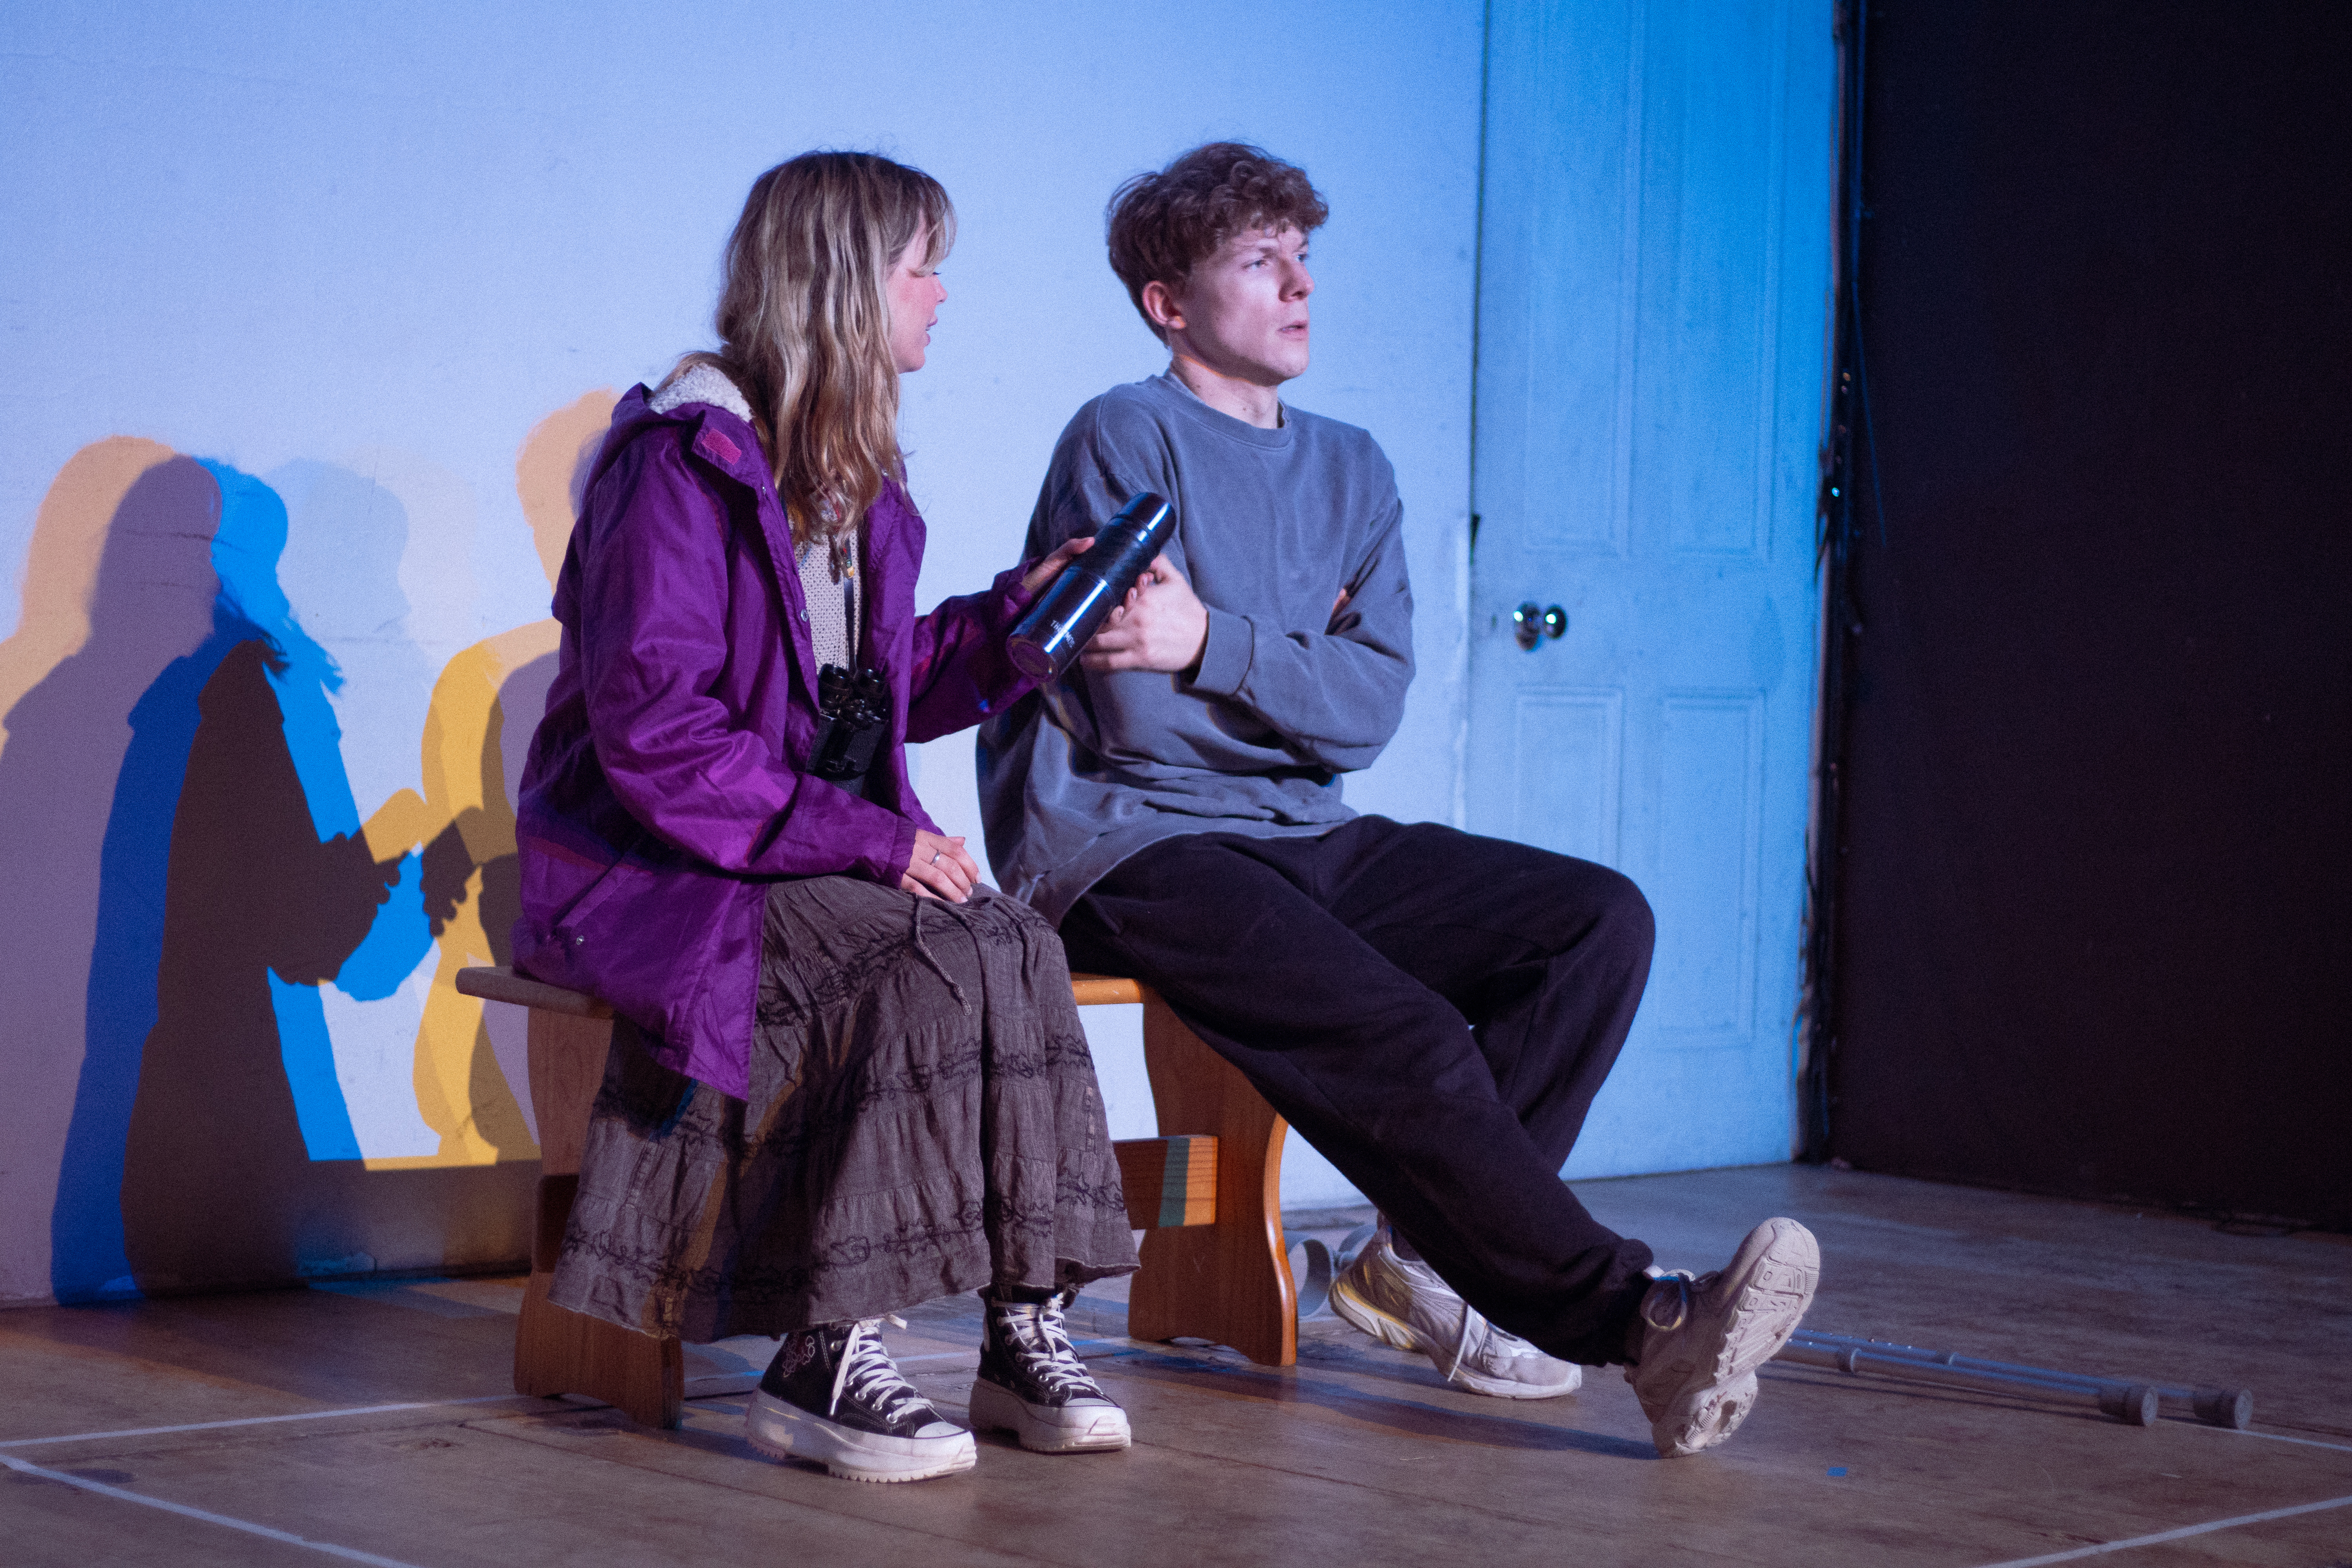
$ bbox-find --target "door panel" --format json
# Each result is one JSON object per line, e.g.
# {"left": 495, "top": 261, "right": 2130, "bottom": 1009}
{"left": 1470, "top": 0, "right": 1833, "bottom": 1174}
{"left": 1510, "top": 688, "right": 1622, "bottom": 864}
{"left": 1650, "top": 691, "right": 1763, "bottom": 1040}
{"left": 1483, "top": 0, "right": 1636, "bottom": 556}
{"left": 1635, "top": 0, "right": 1786, "bottom": 561}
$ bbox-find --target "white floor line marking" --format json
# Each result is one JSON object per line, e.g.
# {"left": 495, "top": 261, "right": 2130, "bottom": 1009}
{"left": 1971, "top": 1491, "right": 2352, "bottom": 1566}
{"left": 2208, "top": 1426, "right": 2352, "bottom": 1455}
{"left": 0, "top": 1394, "right": 521, "bottom": 1450}
{"left": 0, "top": 1454, "right": 426, "bottom": 1567}
{"left": 6, "top": 1338, "right": 1103, "bottom": 1445}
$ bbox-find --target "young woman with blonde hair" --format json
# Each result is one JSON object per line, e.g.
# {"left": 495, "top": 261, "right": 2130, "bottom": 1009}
{"left": 512, "top": 151, "right": 1137, "bottom": 1483}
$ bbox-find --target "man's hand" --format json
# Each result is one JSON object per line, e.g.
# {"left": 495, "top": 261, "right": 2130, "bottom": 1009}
{"left": 900, "top": 829, "right": 979, "bottom": 903}
{"left": 1080, "top": 555, "right": 1210, "bottom": 675}
{"left": 1019, "top": 534, "right": 1095, "bottom": 597}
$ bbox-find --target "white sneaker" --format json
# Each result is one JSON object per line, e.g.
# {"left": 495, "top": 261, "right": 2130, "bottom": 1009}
{"left": 1329, "top": 1221, "right": 1582, "bottom": 1399}
{"left": 1625, "top": 1218, "right": 1820, "bottom": 1457}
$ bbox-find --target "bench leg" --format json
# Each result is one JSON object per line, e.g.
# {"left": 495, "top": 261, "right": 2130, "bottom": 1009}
{"left": 519, "top": 1012, "right": 683, "bottom": 1428}
{"left": 1126, "top": 999, "right": 1297, "bottom": 1366}
{"left": 515, "top": 1268, "right": 683, "bottom": 1430}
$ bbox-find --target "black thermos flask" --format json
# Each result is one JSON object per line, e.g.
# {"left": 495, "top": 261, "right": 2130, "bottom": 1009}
{"left": 1005, "top": 491, "right": 1176, "bottom": 679}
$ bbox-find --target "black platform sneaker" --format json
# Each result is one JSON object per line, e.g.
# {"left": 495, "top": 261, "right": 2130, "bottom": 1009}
{"left": 967, "top": 1289, "right": 1132, "bottom": 1454}
{"left": 744, "top": 1316, "right": 976, "bottom": 1482}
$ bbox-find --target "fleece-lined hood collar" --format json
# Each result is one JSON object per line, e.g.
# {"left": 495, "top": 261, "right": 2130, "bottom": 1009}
{"left": 592, "top": 370, "right": 769, "bottom": 499}
{"left": 648, "top": 363, "right": 754, "bottom": 423}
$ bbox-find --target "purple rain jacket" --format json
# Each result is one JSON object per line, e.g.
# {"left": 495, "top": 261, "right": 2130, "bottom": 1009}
{"left": 510, "top": 384, "right": 1040, "bottom": 1099}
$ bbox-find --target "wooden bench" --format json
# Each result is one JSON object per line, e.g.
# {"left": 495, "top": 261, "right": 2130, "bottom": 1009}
{"left": 455, "top": 964, "right": 1297, "bottom": 1428}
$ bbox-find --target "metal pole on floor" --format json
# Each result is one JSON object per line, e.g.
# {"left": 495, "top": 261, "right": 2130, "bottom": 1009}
{"left": 1776, "top": 1329, "right": 2254, "bottom": 1429}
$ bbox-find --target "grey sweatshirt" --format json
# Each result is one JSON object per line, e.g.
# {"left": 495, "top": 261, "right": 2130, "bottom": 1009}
{"left": 976, "top": 372, "right": 1414, "bottom": 924}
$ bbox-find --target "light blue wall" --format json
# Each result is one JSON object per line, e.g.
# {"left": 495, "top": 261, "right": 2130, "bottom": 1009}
{"left": 0, "top": 0, "right": 1479, "bottom": 1301}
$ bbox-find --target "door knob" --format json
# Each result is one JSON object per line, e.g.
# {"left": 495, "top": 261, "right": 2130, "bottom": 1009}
{"left": 1512, "top": 603, "right": 1568, "bottom": 651}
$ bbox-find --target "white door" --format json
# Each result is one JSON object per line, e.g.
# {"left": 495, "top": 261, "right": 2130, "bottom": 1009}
{"left": 1469, "top": 0, "right": 1835, "bottom": 1173}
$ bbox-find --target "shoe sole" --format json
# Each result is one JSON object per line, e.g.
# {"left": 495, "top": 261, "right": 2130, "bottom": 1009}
{"left": 1329, "top": 1271, "right": 1425, "bottom": 1354}
{"left": 1641, "top": 1219, "right": 1819, "bottom": 1457}
{"left": 1329, "top": 1272, "right": 1581, "bottom": 1400}
{"left": 745, "top": 1392, "right": 977, "bottom": 1482}
{"left": 968, "top": 1376, "right": 1132, "bottom": 1453}
{"left": 1658, "top": 1371, "right": 1759, "bottom": 1458}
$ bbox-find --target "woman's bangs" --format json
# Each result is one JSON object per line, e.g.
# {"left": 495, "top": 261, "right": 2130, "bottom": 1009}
{"left": 918, "top": 186, "right": 957, "bottom": 269}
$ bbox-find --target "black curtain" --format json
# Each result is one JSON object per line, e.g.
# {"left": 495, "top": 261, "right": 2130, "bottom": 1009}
{"left": 1826, "top": 3, "right": 2352, "bottom": 1227}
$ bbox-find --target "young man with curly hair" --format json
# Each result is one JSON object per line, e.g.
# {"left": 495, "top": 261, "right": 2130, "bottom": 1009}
{"left": 977, "top": 142, "right": 1820, "bottom": 1458}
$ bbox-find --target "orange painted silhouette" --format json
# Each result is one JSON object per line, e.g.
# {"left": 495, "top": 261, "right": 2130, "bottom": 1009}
{"left": 361, "top": 390, "right": 616, "bottom": 1167}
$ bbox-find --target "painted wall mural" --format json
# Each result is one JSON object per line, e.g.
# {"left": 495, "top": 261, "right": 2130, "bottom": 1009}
{"left": 11, "top": 409, "right": 608, "bottom": 1301}
{"left": 1, "top": 3, "right": 1484, "bottom": 1306}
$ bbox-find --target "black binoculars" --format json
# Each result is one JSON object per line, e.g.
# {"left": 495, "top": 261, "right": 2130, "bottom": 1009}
{"left": 809, "top": 664, "right": 890, "bottom": 782}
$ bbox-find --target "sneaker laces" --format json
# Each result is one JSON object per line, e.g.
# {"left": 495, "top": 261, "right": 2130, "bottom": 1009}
{"left": 1443, "top": 1308, "right": 1485, "bottom": 1385}
{"left": 995, "top": 1291, "right": 1105, "bottom": 1399}
{"left": 1641, "top": 1270, "right": 1701, "bottom": 1334}
{"left": 1381, "top": 1237, "right": 1519, "bottom": 1389}
{"left": 829, "top": 1314, "right": 922, "bottom": 1420}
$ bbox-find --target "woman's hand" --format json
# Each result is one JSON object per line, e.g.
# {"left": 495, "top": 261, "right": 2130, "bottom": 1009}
{"left": 1080, "top": 554, "right": 1210, "bottom": 677}
{"left": 1020, "top": 534, "right": 1096, "bottom": 597}
{"left": 901, "top": 829, "right": 980, "bottom": 903}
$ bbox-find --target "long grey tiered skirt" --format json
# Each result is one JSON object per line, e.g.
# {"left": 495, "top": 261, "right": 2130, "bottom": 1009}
{"left": 547, "top": 878, "right": 1138, "bottom": 1341}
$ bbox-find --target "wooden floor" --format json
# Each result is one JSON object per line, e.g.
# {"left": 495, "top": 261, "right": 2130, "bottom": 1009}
{"left": 5, "top": 1166, "right": 2348, "bottom": 1567}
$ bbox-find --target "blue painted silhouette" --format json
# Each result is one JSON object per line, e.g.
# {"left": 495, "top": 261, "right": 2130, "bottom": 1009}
{"left": 205, "top": 462, "right": 378, "bottom": 1165}
{"left": 43, "top": 458, "right": 420, "bottom": 1300}
{"left": 33, "top": 456, "right": 225, "bottom": 1301}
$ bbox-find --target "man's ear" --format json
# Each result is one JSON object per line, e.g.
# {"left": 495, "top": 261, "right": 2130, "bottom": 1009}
{"left": 1140, "top": 279, "right": 1186, "bottom": 336}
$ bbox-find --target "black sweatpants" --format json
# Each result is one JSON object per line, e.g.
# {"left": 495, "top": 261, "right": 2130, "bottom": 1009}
{"left": 1059, "top": 816, "right": 1659, "bottom": 1366}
